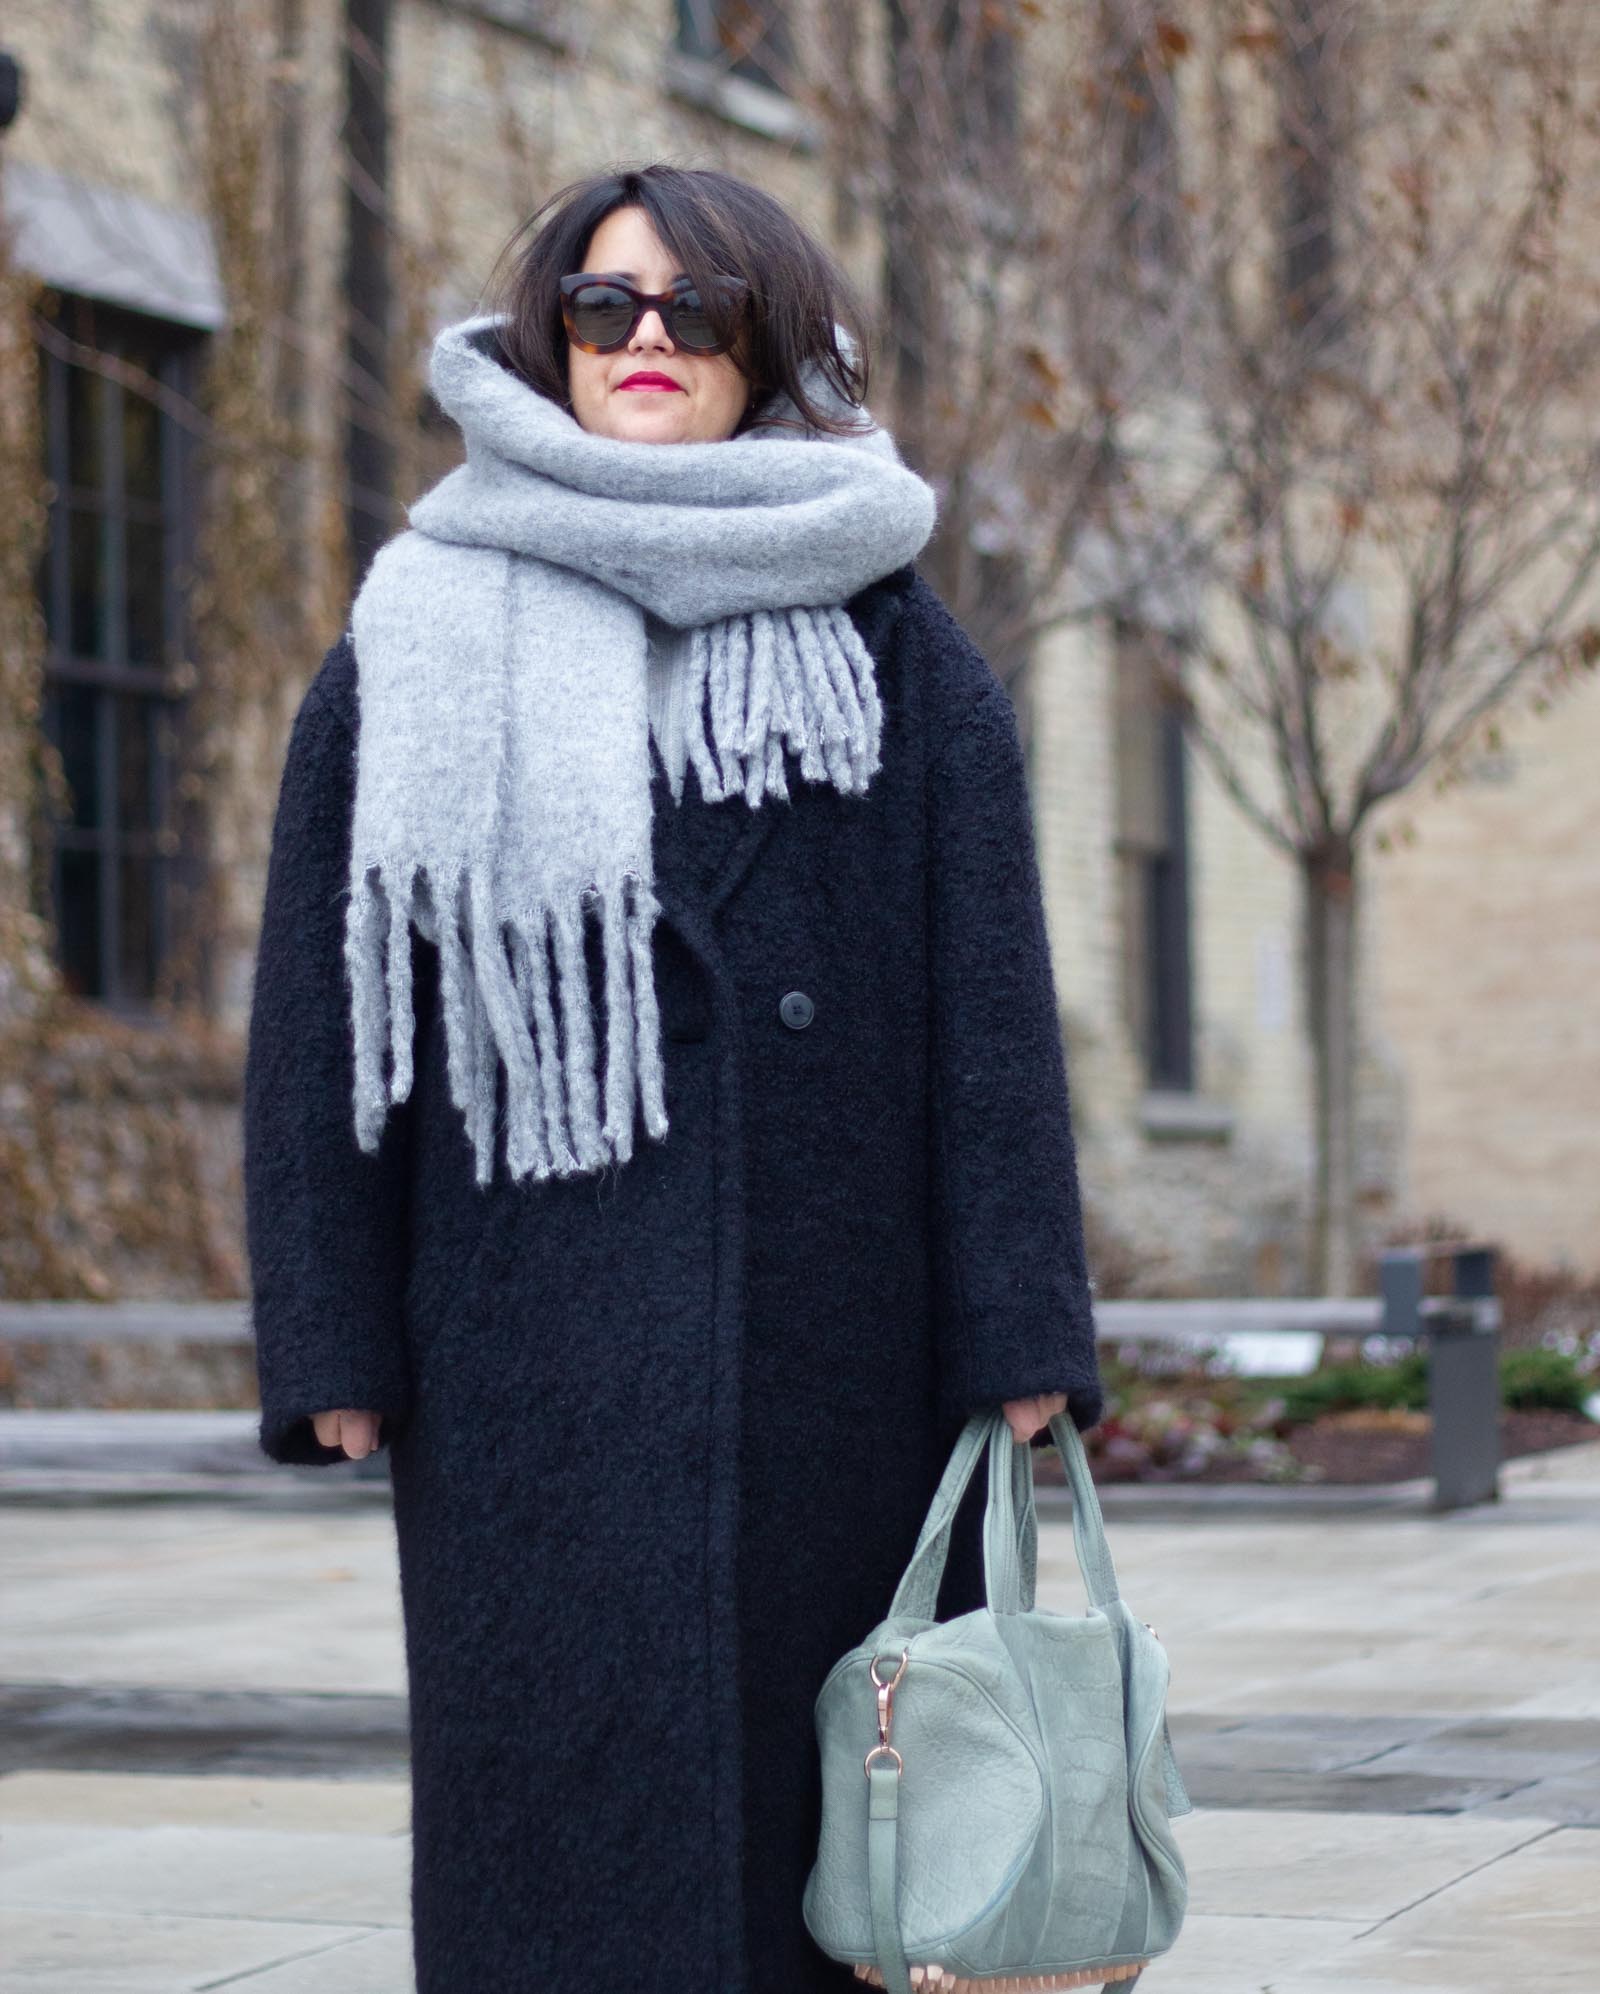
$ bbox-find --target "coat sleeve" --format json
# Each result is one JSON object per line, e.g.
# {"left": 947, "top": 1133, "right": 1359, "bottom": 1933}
{"left": 926, "top": 678, "right": 1105, "bottom": 1437}
{"left": 242, "top": 644, "right": 416, "bottom": 1465}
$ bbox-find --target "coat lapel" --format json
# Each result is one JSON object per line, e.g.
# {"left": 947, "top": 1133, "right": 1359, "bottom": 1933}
{"left": 648, "top": 740, "right": 787, "bottom": 924}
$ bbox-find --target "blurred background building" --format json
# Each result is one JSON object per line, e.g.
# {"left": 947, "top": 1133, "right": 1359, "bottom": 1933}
{"left": 0, "top": 0, "right": 1595, "bottom": 1311}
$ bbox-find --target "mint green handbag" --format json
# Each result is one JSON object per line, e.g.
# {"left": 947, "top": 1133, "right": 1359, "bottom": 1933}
{"left": 803, "top": 1408, "right": 1192, "bottom": 1992}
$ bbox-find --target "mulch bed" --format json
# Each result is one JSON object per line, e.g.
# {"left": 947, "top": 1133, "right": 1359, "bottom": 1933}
{"left": 1253, "top": 1407, "right": 1595, "bottom": 1484}
{"left": 1035, "top": 1408, "right": 1597, "bottom": 1487}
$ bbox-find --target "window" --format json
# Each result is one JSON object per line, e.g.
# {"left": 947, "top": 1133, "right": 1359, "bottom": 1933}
{"left": 675, "top": 0, "right": 793, "bottom": 97}
{"left": 32, "top": 292, "right": 203, "bottom": 1009}
{"left": 1112, "top": 621, "right": 1193, "bottom": 1091}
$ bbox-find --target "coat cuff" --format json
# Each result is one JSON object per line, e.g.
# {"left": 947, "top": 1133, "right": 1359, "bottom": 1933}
{"left": 257, "top": 1371, "right": 411, "bottom": 1466}
{"left": 938, "top": 1297, "right": 1105, "bottom": 1437}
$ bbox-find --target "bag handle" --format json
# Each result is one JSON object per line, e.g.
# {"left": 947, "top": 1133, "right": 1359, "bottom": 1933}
{"left": 1048, "top": 1408, "right": 1122, "bottom": 1610}
{"left": 981, "top": 1412, "right": 1039, "bottom": 1614}
{"left": 888, "top": 1408, "right": 1120, "bottom": 1621}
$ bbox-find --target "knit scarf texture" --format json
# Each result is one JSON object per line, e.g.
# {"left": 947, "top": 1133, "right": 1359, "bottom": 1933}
{"left": 344, "top": 309, "right": 938, "bottom": 1188}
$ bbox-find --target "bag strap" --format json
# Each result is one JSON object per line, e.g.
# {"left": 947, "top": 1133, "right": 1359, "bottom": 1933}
{"left": 981, "top": 1409, "right": 1046, "bottom": 1613}
{"left": 867, "top": 1759, "right": 913, "bottom": 1994}
{"left": 1047, "top": 1409, "right": 1123, "bottom": 1611}
{"left": 889, "top": 1409, "right": 1121, "bottom": 1621}
{"left": 886, "top": 1411, "right": 995, "bottom": 1621}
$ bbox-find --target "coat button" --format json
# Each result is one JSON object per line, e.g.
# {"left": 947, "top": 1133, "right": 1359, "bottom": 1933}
{"left": 778, "top": 989, "right": 815, "bottom": 1030}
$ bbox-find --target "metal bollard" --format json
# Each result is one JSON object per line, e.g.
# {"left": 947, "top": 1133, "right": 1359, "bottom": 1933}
{"left": 1380, "top": 1245, "right": 1501, "bottom": 1510}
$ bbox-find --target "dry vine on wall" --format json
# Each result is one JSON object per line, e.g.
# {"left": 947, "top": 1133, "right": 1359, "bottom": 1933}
{"left": 0, "top": 0, "right": 327, "bottom": 1301}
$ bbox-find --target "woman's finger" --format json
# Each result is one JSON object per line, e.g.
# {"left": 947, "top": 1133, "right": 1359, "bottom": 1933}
{"left": 309, "top": 1408, "right": 379, "bottom": 1458}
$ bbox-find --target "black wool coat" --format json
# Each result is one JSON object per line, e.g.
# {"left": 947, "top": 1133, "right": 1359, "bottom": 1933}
{"left": 243, "top": 560, "right": 1105, "bottom": 1994}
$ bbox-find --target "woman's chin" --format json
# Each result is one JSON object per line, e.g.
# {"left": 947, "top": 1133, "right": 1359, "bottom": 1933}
{"left": 604, "top": 396, "right": 718, "bottom": 444}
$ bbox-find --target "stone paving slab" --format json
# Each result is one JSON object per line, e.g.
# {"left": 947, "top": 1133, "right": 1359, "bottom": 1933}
{"left": 0, "top": 1500, "right": 406, "bottom": 1696}
{"left": 1259, "top": 1824, "right": 1597, "bottom": 1993}
{"left": 201, "top": 1928, "right": 419, "bottom": 1992}
{"left": 0, "top": 1819, "right": 409, "bottom": 1924}
{"left": 0, "top": 1907, "right": 399, "bottom": 1994}
{"left": 1167, "top": 1806, "right": 1554, "bottom": 1922}
{"left": 0, "top": 1768, "right": 410, "bottom": 1833}
{"left": 1135, "top": 1911, "right": 1371, "bottom": 1994}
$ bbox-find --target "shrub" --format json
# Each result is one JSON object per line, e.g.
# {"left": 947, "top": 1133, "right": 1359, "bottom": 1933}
{"left": 1276, "top": 1354, "right": 1430, "bottom": 1425}
{"left": 1269, "top": 1346, "right": 1592, "bottom": 1425}
{"left": 1499, "top": 1347, "right": 1590, "bottom": 1413}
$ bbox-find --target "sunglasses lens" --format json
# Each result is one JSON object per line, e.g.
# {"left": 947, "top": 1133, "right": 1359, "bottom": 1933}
{"left": 568, "top": 283, "right": 636, "bottom": 347}
{"left": 670, "top": 287, "right": 722, "bottom": 351}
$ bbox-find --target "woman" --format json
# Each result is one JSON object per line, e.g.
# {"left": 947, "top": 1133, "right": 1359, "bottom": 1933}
{"left": 244, "top": 163, "right": 1104, "bottom": 1994}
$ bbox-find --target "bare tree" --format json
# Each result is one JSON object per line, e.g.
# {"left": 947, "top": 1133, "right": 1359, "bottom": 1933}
{"left": 1098, "top": 0, "right": 1600, "bottom": 1289}
{"left": 792, "top": 0, "right": 1600, "bottom": 1291}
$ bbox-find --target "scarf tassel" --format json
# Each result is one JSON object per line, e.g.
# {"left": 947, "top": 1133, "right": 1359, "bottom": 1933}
{"left": 683, "top": 603, "right": 884, "bottom": 807}
{"left": 346, "top": 860, "right": 670, "bottom": 1188}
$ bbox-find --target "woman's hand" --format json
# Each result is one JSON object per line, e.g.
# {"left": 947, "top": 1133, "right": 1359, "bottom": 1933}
{"left": 1001, "top": 1391, "right": 1070, "bottom": 1444}
{"left": 311, "top": 1408, "right": 382, "bottom": 1459}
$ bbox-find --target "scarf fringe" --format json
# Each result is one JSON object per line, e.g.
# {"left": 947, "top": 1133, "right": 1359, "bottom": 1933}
{"left": 346, "top": 860, "right": 670, "bottom": 1188}
{"left": 683, "top": 603, "right": 883, "bottom": 806}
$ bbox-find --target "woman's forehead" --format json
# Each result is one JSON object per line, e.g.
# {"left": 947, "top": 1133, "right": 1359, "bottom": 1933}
{"left": 582, "top": 207, "right": 690, "bottom": 274}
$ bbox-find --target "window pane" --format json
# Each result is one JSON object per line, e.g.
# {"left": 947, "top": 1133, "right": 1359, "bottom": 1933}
{"left": 116, "top": 693, "right": 154, "bottom": 835}
{"left": 118, "top": 851, "right": 158, "bottom": 1000}
{"left": 126, "top": 518, "right": 167, "bottom": 663}
{"left": 68, "top": 505, "right": 106, "bottom": 660}
{"left": 66, "top": 363, "right": 104, "bottom": 494}
{"left": 34, "top": 535, "right": 54, "bottom": 645}
{"left": 51, "top": 682, "right": 103, "bottom": 830}
{"left": 56, "top": 848, "right": 103, "bottom": 998}
{"left": 123, "top": 381, "right": 162, "bottom": 506}
{"left": 677, "top": 0, "right": 790, "bottom": 87}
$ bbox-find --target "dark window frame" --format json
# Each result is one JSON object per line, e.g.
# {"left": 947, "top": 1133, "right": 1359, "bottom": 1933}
{"left": 675, "top": 0, "right": 795, "bottom": 98}
{"left": 33, "top": 291, "right": 205, "bottom": 1014}
{"left": 1112, "top": 620, "right": 1195, "bottom": 1093}
{"left": 1146, "top": 695, "right": 1194, "bottom": 1089}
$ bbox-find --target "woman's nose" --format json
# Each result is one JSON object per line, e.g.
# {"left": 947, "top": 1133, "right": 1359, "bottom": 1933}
{"left": 632, "top": 310, "right": 674, "bottom": 351}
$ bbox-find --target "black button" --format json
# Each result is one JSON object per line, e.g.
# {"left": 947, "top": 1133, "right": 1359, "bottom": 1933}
{"left": 778, "top": 989, "right": 815, "bottom": 1030}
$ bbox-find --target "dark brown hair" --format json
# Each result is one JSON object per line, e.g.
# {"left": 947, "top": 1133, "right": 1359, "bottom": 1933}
{"left": 478, "top": 163, "right": 874, "bottom": 438}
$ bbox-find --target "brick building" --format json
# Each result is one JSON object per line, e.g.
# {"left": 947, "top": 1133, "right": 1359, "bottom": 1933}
{"left": 0, "top": 0, "right": 1592, "bottom": 1303}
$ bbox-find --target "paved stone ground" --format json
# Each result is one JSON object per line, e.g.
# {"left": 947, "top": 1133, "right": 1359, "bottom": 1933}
{"left": 0, "top": 1422, "right": 1595, "bottom": 1992}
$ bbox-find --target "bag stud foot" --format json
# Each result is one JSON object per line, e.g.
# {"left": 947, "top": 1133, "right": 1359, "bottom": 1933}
{"left": 853, "top": 1961, "right": 1150, "bottom": 1989}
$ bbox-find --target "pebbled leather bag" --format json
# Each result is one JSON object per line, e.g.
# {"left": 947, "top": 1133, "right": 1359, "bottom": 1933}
{"left": 803, "top": 1407, "right": 1192, "bottom": 1992}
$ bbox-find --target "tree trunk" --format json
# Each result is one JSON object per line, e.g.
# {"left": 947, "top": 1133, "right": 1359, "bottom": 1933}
{"left": 343, "top": 0, "right": 393, "bottom": 584}
{"left": 1302, "top": 837, "right": 1359, "bottom": 1295}
{"left": 881, "top": 0, "right": 931, "bottom": 481}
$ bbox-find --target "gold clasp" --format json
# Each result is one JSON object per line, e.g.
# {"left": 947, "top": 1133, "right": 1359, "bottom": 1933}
{"left": 863, "top": 1646, "right": 908, "bottom": 1778}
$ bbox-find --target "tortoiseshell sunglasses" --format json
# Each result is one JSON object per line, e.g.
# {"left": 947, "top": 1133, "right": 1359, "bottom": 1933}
{"left": 558, "top": 271, "right": 750, "bottom": 355}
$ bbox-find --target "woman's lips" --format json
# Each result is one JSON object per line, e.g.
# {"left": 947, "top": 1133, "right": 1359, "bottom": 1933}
{"left": 618, "top": 375, "right": 684, "bottom": 392}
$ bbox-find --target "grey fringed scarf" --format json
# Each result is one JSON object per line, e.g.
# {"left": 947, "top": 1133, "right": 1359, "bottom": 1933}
{"left": 345, "top": 310, "right": 938, "bottom": 1188}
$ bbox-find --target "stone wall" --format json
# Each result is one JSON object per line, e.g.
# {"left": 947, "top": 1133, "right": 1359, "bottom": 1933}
{"left": 1369, "top": 672, "right": 1600, "bottom": 1276}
